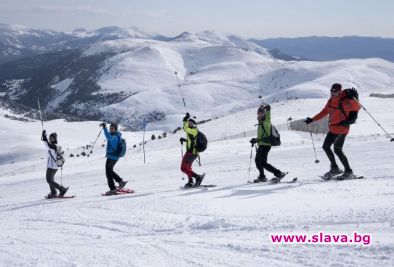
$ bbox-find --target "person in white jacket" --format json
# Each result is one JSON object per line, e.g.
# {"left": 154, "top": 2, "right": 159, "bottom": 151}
{"left": 41, "top": 130, "right": 69, "bottom": 198}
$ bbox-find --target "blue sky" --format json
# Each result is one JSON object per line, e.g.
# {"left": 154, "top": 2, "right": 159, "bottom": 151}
{"left": 1, "top": 0, "right": 393, "bottom": 38}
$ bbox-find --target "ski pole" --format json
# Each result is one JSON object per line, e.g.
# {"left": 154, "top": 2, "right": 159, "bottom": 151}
{"left": 89, "top": 128, "right": 102, "bottom": 154}
{"left": 310, "top": 132, "right": 320, "bottom": 163}
{"left": 181, "top": 141, "right": 185, "bottom": 180}
{"left": 174, "top": 71, "right": 188, "bottom": 113}
{"left": 37, "top": 98, "right": 44, "bottom": 130}
{"left": 248, "top": 143, "right": 254, "bottom": 179}
{"left": 354, "top": 97, "right": 394, "bottom": 142}
{"left": 60, "top": 167, "right": 63, "bottom": 186}
{"left": 142, "top": 121, "right": 146, "bottom": 164}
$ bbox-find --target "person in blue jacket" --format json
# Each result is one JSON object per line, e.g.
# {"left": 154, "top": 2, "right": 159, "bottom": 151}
{"left": 99, "top": 122, "right": 127, "bottom": 195}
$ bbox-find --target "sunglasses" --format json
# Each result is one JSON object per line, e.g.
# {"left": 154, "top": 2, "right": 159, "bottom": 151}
{"left": 330, "top": 89, "right": 340, "bottom": 93}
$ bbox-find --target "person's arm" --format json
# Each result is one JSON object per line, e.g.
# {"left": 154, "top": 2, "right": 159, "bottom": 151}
{"left": 103, "top": 127, "right": 111, "bottom": 140}
{"left": 262, "top": 110, "right": 271, "bottom": 135}
{"left": 312, "top": 101, "right": 330, "bottom": 122}
{"left": 338, "top": 99, "right": 361, "bottom": 126}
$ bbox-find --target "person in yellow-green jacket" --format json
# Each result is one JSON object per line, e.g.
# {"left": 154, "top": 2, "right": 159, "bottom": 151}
{"left": 250, "top": 104, "right": 286, "bottom": 183}
{"left": 180, "top": 113, "right": 205, "bottom": 188}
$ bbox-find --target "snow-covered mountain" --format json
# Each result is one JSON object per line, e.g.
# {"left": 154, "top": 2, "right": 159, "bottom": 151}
{"left": 0, "top": 23, "right": 165, "bottom": 65}
{"left": 1, "top": 24, "right": 394, "bottom": 130}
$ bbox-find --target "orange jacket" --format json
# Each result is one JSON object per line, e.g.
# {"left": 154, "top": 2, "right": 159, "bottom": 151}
{"left": 312, "top": 91, "right": 361, "bottom": 134}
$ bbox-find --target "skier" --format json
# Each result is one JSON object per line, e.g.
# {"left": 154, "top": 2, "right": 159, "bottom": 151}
{"left": 180, "top": 113, "right": 205, "bottom": 188}
{"left": 250, "top": 104, "right": 286, "bottom": 183}
{"left": 99, "top": 122, "right": 128, "bottom": 195}
{"left": 41, "top": 130, "right": 69, "bottom": 198}
{"left": 304, "top": 83, "right": 360, "bottom": 180}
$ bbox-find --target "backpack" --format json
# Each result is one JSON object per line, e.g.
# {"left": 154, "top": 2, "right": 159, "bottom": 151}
{"left": 270, "top": 125, "right": 281, "bottom": 146}
{"left": 49, "top": 145, "right": 65, "bottom": 167}
{"left": 261, "top": 124, "right": 281, "bottom": 146}
{"left": 195, "top": 131, "right": 208, "bottom": 152}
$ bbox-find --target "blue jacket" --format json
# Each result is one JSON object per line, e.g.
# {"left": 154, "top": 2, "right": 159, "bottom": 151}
{"left": 103, "top": 127, "right": 122, "bottom": 160}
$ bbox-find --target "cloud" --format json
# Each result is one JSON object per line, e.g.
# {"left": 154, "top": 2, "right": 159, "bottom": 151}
{"left": 146, "top": 9, "right": 174, "bottom": 19}
{"left": 31, "top": 5, "right": 111, "bottom": 16}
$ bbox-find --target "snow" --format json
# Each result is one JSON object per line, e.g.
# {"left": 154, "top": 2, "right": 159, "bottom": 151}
{"left": 0, "top": 96, "right": 393, "bottom": 266}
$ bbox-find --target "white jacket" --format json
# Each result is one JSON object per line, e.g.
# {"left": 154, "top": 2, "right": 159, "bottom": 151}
{"left": 43, "top": 141, "right": 60, "bottom": 170}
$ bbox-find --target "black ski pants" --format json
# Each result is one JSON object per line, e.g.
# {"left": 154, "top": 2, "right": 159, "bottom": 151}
{"left": 322, "top": 132, "right": 351, "bottom": 172}
{"left": 46, "top": 168, "right": 61, "bottom": 195}
{"left": 106, "top": 159, "right": 122, "bottom": 190}
{"left": 255, "top": 145, "right": 281, "bottom": 178}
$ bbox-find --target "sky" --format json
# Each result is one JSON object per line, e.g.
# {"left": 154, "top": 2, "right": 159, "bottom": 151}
{"left": 0, "top": 0, "right": 394, "bottom": 38}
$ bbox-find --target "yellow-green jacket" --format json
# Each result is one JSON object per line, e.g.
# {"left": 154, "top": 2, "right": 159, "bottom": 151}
{"left": 257, "top": 110, "right": 272, "bottom": 146}
{"left": 183, "top": 121, "right": 199, "bottom": 154}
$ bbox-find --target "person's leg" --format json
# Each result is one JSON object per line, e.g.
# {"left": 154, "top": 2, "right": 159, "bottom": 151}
{"left": 111, "top": 166, "right": 122, "bottom": 183}
{"left": 181, "top": 152, "right": 197, "bottom": 183}
{"left": 333, "top": 134, "right": 351, "bottom": 172}
{"left": 322, "top": 132, "right": 339, "bottom": 168}
{"left": 254, "top": 146, "right": 265, "bottom": 179}
{"left": 46, "top": 168, "right": 60, "bottom": 195}
{"left": 105, "top": 159, "right": 117, "bottom": 190}
{"left": 261, "top": 146, "right": 282, "bottom": 177}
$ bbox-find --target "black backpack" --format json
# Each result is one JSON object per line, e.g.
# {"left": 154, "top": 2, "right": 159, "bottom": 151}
{"left": 195, "top": 131, "right": 208, "bottom": 152}
{"left": 270, "top": 125, "right": 281, "bottom": 146}
{"left": 261, "top": 124, "right": 281, "bottom": 146}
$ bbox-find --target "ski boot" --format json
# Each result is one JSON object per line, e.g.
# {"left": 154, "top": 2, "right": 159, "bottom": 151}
{"left": 271, "top": 172, "right": 287, "bottom": 183}
{"left": 253, "top": 175, "right": 267, "bottom": 183}
{"left": 59, "top": 186, "right": 69, "bottom": 198}
{"left": 337, "top": 170, "right": 355, "bottom": 180}
{"left": 184, "top": 177, "right": 194, "bottom": 189}
{"left": 194, "top": 173, "right": 206, "bottom": 187}
{"left": 104, "top": 189, "right": 118, "bottom": 196}
{"left": 322, "top": 166, "right": 343, "bottom": 180}
{"left": 46, "top": 192, "right": 58, "bottom": 199}
{"left": 118, "top": 180, "right": 128, "bottom": 189}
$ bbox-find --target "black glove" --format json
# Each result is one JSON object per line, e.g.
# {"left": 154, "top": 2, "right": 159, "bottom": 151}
{"left": 338, "top": 120, "right": 350, "bottom": 126}
{"left": 249, "top": 138, "right": 258, "bottom": 144}
{"left": 344, "top": 88, "right": 359, "bottom": 100}
{"left": 183, "top": 113, "right": 190, "bottom": 122}
{"left": 304, "top": 117, "right": 313, "bottom": 124}
{"left": 180, "top": 137, "right": 187, "bottom": 144}
{"left": 41, "top": 130, "right": 47, "bottom": 141}
{"left": 99, "top": 122, "right": 106, "bottom": 128}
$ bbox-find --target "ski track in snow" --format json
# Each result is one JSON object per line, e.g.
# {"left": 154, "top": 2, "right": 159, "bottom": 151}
{"left": 0, "top": 98, "right": 394, "bottom": 266}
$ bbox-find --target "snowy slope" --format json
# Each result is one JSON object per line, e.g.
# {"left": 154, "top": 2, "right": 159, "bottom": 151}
{"left": 0, "top": 95, "right": 393, "bottom": 266}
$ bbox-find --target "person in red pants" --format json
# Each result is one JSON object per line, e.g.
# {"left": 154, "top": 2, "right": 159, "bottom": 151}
{"left": 180, "top": 113, "right": 205, "bottom": 188}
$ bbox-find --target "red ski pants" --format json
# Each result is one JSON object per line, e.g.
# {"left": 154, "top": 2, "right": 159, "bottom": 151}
{"left": 181, "top": 152, "right": 197, "bottom": 178}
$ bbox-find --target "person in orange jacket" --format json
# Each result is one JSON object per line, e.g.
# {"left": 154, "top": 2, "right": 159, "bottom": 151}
{"left": 304, "top": 83, "right": 361, "bottom": 180}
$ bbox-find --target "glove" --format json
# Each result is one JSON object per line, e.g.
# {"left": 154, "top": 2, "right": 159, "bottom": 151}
{"left": 249, "top": 138, "right": 258, "bottom": 144}
{"left": 99, "top": 122, "right": 106, "bottom": 128}
{"left": 344, "top": 88, "right": 359, "bottom": 100}
{"left": 42, "top": 130, "right": 47, "bottom": 137}
{"left": 183, "top": 113, "right": 190, "bottom": 122}
{"left": 180, "top": 137, "right": 187, "bottom": 144}
{"left": 338, "top": 120, "right": 350, "bottom": 126}
{"left": 304, "top": 117, "right": 313, "bottom": 124}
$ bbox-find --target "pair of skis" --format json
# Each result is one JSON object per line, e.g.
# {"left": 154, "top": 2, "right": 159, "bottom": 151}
{"left": 101, "top": 187, "right": 135, "bottom": 196}
{"left": 319, "top": 174, "right": 364, "bottom": 181}
{"left": 247, "top": 172, "right": 298, "bottom": 184}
